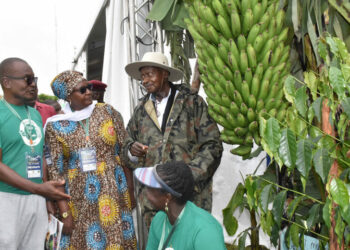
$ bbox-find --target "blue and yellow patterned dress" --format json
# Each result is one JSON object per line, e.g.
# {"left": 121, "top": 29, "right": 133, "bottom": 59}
{"left": 45, "top": 103, "right": 137, "bottom": 250}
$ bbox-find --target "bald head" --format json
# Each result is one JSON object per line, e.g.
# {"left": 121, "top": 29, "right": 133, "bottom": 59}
{"left": 0, "top": 58, "right": 29, "bottom": 83}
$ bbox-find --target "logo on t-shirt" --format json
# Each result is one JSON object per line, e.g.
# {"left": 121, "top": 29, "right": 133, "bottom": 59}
{"left": 19, "top": 119, "right": 42, "bottom": 146}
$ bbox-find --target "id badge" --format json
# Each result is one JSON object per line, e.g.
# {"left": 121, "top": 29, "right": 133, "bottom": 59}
{"left": 25, "top": 152, "right": 42, "bottom": 179}
{"left": 79, "top": 147, "right": 97, "bottom": 172}
{"left": 43, "top": 145, "right": 53, "bottom": 165}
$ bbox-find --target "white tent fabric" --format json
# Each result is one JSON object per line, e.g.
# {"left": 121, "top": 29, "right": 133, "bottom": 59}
{"left": 102, "top": 0, "right": 131, "bottom": 123}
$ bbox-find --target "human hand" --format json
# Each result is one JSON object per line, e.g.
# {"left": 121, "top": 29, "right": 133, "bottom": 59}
{"left": 62, "top": 214, "right": 74, "bottom": 235}
{"left": 36, "top": 180, "right": 71, "bottom": 200}
{"left": 130, "top": 142, "right": 148, "bottom": 157}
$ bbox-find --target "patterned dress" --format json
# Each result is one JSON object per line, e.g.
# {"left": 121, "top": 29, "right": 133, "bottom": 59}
{"left": 45, "top": 103, "right": 137, "bottom": 250}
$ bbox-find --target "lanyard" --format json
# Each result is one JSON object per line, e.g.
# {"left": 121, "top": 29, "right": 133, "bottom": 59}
{"left": 79, "top": 118, "right": 90, "bottom": 142}
{"left": 1, "top": 98, "right": 34, "bottom": 150}
{"left": 158, "top": 206, "right": 186, "bottom": 250}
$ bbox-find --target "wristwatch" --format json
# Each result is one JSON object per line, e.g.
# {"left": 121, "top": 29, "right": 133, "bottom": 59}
{"left": 62, "top": 211, "right": 69, "bottom": 219}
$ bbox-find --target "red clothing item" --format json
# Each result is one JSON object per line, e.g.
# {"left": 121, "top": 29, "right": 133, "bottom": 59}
{"left": 35, "top": 101, "right": 56, "bottom": 126}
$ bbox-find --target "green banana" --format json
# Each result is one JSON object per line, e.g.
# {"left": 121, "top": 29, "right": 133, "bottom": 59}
{"left": 248, "top": 121, "right": 258, "bottom": 132}
{"left": 240, "top": 102, "right": 248, "bottom": 115}
{"left": 276, "top": 108, "right": 286, "bottom": 121}
{"left": 253, "top": 131, "right": 261, "bottom": 145}
{"left": 200, "top": 5, "right": 220, "bottom": 31}
{"left": 253, "top": 34, "right": 264, "bottom": 54}
{"left": 220, "top": 35, "right": 230, "bottom": 51}
{"left": 256, "top": 99, "right": 264, "bottom": 112}
{"left": 244, "top": 68, "right": 253, "bottom": 88}
{"left": 227, "top": 112, "right": 240, "bottom": 128}
{"left": 257, "top": 79, "right": 270, "bottom": 100}
{"left": 239, "top": 50, "right": 249, "bottom": 73}
{"left": 226, "top": 81, "right": 236, "bottom": 100}
{"left": 228, "top": 52, "right": 239, "bottom": 71}
{"left": 221, "top": 93, "right": 232, "bottom": 108}
{"left": 212, "top": 0, "right": 230, "bottom": 26}
{"left": 218, "top": 43, "right": 229, "bottom": 65}
{"left": 278, "top": 27, "right": 289, "bottom": 43}
{"left": 270, "top": 44, "right": 283, "bottom": 67}
{"left": 252, "top": 3, "right": 263, "bottom": 24}
{"left": 218, "top": 15, "right": 233, "bottom": 40}
{"left": 240, "top": 0, "right": 251, "bottom": 15}
{"left": 261, "top": 50, "right": 272, "bottom": 71}
{"left": 221, "top": 134, "right": 244, "bottom": 145}
{"left": 235, "top": 127, "right": 248, "bottom": 137}
{"left": 241, "top": 80, "right": 251, "bottom": 104}
{"left": 242, "top": 9, "right": 254, "bottom": 36}
{"left": 233, "top": 90, "right": 243, "bottom": 107}
{"left": 247, "top": 108, "right": 256, "bottom": 122}
{"left": 259, "top": 12, "right": 271, "bottom": 31}
{"left": 247, "top": 95, "right": 257, "bottom": 109}
{"left": 233, "top": 70, "right": 243, "bottom": 93}
{"left": 207, "top": 23, "right": 220, "bottom": 45}
{"left": 223, "top": 66, "right": 234, "bottom": 82}
{"left": 237, "top": 35, "right": 247, "bottom": 51}
{"left": 247, "top": 23, "right": 260, "bottom": 45}
{"left": 247, "top": 44, "right": 257, "bottom": 70}
{"left": 208, "top": 109, "right": 233, "bottom": 130}
{"left": 267, "top": 18, "right": 276, "bottom": 40}
{"left": 214, "top": 81, "right": 226, "bottom": 96}
{"left": 262, "top": 66, "right": 273, "bottom": 83}
{"left": 250, "top": 75, "right": 260, "bottom": 98}
{"left": 268, "top": 108, "right": 277, "bottom": 117}
{"left": 275, "top": 10, "right": 285, "bottom": 34}
{"left": 265, "top": 98, "right": 277, "bottom": 111}
{"left": 237, "top": 113, "right": 248, "bottom": 127}
{"left": 230, "top": 101, "right": 240, "bottom": 116}
{"left": 230, "top": 11, "right": 241, "bottom": 37}
{"left": 254, "top": 63, "right": 264, "bottom": 80}
{"left": 214, "top": 56, "right": 226, "bottom": 75}
{"left": 258, "top": 38, "right": 274, "bottom": 61}
{"left": 229, "top": 39, "right": 240, "bottom": 60}
{"left": 230, "top": 145, "right": 252, "bottom": 156}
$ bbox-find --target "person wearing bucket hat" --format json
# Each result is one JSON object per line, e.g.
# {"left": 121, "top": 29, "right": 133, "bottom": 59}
{"left": 45, "top": 70, "right": 137, "bottom": 249}
{"left": 134, "top": 161, "right": 226, "bottom": 250}
{"left": 122, "top": 52, "right": 223, "bottom": 230}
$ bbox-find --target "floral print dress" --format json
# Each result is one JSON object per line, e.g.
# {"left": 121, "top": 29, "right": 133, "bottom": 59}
{"left": 45, "top": 103, "right": 137, "bottom": 250}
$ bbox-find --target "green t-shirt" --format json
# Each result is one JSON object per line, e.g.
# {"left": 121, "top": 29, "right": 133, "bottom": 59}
{"left": 0, "top": 101, "right": 44, "bottom": 195}
{"left": 147, "top": 201, "right": 226, "bottom": 250}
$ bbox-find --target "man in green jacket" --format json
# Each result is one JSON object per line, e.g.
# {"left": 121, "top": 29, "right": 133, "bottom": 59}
{"left": 122, "top": 52, "right": 223, "bottom": 230}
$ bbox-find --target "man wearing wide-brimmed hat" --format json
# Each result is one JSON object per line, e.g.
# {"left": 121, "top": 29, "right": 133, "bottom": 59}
{"left": 122, "top": 52, "right": 223, "bottom": 235}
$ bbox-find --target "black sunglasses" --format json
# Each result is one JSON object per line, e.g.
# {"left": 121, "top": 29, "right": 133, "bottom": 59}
{"left": 5, "top": 75, "right": 38, "bottom": 85}
{"left": 74, "top": 84, "right": 93, "bottom": 94}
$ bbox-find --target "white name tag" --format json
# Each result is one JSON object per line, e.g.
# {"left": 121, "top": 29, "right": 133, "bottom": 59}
{"left": 25, "top": 152, "right": 42, "bottom": 179}
{"left": 79, "top": 147, "right": 97, "bottom": 172}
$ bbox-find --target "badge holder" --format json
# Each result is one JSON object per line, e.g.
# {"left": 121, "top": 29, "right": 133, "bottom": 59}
{"left": 25, "top": 151, "right": 42, "bottom": 179}
{"left": 79, "top": 147, "right": 97, "bottom": 172}
{"left": 44, "top": 144, "right": 53, "bottom": 166}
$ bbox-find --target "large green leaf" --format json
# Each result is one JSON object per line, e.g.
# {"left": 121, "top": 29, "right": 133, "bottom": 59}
{"left": 222, "top": 183, "right": 245, "bottom": 236}
{"left": 313, "top": 148, "right": 334, "bottom": 183}
{"left": 265, "top": 118, "right": 281, "bottom": 154}
{"left": 322, "top": 198, "right": 332, "bottom": 229}
{"left": 272, "top": 190, "right": 287, "bottom": 227}
{"left": 284, "top": 75, "right": 297, "bottom": 103}
{"left": 295, "top": 86, "right": 308, "bottom": 117}
{"left": 330, "top": 178, "right": 350, "bottom": 209}
{"left": 341, "top": 97, "right": 350, "bottom": 118}
{"left": 296, "top": 139, "right": 313, "bottom": 178}
{"left": 259, "top": 184, "right": 273, "bottom": 213}
{"left": 335, "top": 209, "right": 346, "bottom": 245}
{"left": 279, "top": 128, "right": 297, "bottom": 169}
{"left": 341, "top": 205, "right": 350, "bottom": 225}
{"left": 238, "top": 231, "right": 248, "bottom": 250}
{"left": 290, "top": 223, "right": 300, "bottom": 248}
{"left": 307, "top": 11, "right": 321, "bottom": 66}
{"left": 307, "top": 204, "right": 320, "bottom": 229}
{"left": 329, "top": 65, "right": 347, "bottom": 100}
{"left": 304, "top": 71, "right": 318, "bottom": 101}
{"left": 287, "top": 196, "right": 306, "bottom": 219}
{"left": 245, "top": 176, "right": 256, "bottom": 210}
{"left": 326, "top": 36, "right": 339, "bottom": 55}
{"left": 147, "top": 0, "right": 175, "bottom": 21}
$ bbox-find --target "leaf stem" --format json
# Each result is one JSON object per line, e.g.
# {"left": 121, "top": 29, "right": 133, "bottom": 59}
{"left": 282, "top": 217, "right": 329, "bottom": 241}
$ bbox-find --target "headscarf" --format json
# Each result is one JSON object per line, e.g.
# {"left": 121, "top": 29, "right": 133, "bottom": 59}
{"left": 51, "top": 70, "right": 85, "bottom": 101}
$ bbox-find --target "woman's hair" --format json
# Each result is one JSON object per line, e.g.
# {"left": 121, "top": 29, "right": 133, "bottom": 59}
{"left": 156, "top": 161, "right": 194, "bottom": 204}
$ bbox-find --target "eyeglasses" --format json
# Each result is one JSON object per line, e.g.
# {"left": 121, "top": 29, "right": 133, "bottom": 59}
{"left": 74, "top": 84, "right": 93, "bottom": 94}
{"left": 4, "top": 75, "right": 38, "bottom": 85}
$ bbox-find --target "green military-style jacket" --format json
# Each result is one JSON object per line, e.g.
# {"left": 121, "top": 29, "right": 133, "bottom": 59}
{"left": 122, "top": 83, "right": 223, "bottom": 215}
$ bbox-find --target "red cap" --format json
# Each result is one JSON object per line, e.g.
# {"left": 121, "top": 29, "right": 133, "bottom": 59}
{"left": 89, "top": 80, "right": 107, "bottom": 91}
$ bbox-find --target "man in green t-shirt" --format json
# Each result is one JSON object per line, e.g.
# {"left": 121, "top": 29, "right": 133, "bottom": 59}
{"left": 0, "top": 57, "right": 71, "bottom": 249}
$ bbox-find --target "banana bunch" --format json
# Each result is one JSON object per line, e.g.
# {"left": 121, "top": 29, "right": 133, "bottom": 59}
{"left": 184, "top": 0, "right": 291, "bottom": 158}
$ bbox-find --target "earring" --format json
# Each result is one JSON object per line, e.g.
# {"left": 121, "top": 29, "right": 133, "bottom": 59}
{"left": 165, "top": 201, "right": 169, "bottom": 213}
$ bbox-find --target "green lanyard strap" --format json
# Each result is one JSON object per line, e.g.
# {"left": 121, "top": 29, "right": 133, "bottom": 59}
{"left": 79, "top": 118, "right": 90, "bottom": 142}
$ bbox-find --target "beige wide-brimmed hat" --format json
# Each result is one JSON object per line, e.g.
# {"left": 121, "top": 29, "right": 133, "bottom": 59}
{"left": 125, "top": 52, "right": 183, "bottom": 82}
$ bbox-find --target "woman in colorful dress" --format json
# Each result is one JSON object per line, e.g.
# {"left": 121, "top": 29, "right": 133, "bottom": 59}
{"left": 45, "top": 71, "right": 137, "bottom": 249}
